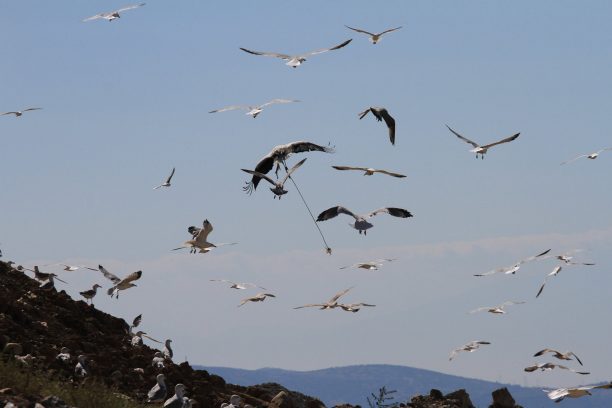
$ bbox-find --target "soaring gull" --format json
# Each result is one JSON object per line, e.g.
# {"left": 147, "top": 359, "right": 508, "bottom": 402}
{"left": 544, "top": 383, "right": 612, "bottom": 403}
{"left": 469, "top": 300, "right": 525, "bottom": 315}
{"left": 449, "top": 340, "right": 491, "bottom": 361}
{"left": 1, "top": 107, "right": 42, "bottom": 117}
{"left": 338, "top": 303, "right": 376, "bottom": 313}
{"left": 240, "top": 39, "right": 352, "bottom": 68}
{"left": 524, "top": 363, "right": 589, "bottom": 375}
{"left": 153, "top": 167, "right": 175, "bottom": 190}
{"left": 534, "top": 349, "right": 584, "bottom": 365}
{"left": 294, "top": 287, "right": 353, "bottom": 310}
{"left": 561, "top": 147, "right": 612, "bottom": 165}
{"left": 316, "top": 206, "right": 412, "bottom": 235}
{"left": 83, "top": 3, "right": 145, "bottom": 22}
{"left": 332, "top": 166, "right": 406, "bottom": 178}
{"left": 446, "top": 125, "right": 520, "bottom": 159}
{"left": 238, "top": 292, "right": 276, "bottom": 307}
{"left": 210, "top": 279, "right": 267, "bottom": 290}
{"left": 210, "top": 99, "right": 299, "bottom": 118}
{"left": 345, "top": 25, "right": 402, "bottom": 44}
{"left": 474, "top": 249, "right": 551, "bottom": 277}
{"left": 173, "top": 219, "right": 236, "bottom": 254}
{"left": 97, "top": 265, "right": 142, "bottom": 298}
{"left": 339, "top": 258, "right": 396, "bottom": 270}
{"left": 358, "top": 107, "right": 396, "bottom": 145}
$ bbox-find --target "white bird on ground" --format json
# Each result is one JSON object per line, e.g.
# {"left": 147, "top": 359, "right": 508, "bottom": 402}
{"left": 446, "top": 125, "right": 520, "bottom": 159}
{"left": 242, "top": 158, "right": 307, "bottom": 199}
{"left": 544, "top": 383, "right": 612, "bottom": 402}
{"left": 332, "top": 166, "right": 406, "bottom": 178}
{"left": 474, "top": 249, "right": 551, "bottom": 277}
{"left": 79, "top": 284, "right": 102, "bottom": 305}
{"left": 561, "top": 148, "right": 612, "bottom": 165}
{"left": 524, "top": 363, "right": 589, "bottom": 375}
{"left": 83, "top": 3, "right": 145, "bottom": 22}
{"left": 294, "top": 287, "right": 353, "bottom": 310}
{"left": 339, "top": 258, "right": 396, "bottom": 270}
{"left": 147, "top": 373, "right": 167, "bottom": 403}
{"left": 449, "top": 341, "right": 491, "bottom": 361}
{"left": 534, "top": 349, "right": 584, "bottom": 365}
{"left": 210, "top": 280, "right": 267, "bottom": 290}
{"left": 316, "top": 206, "right": 412, "bottom": 235}
{"left": 56, "top": 347, "right": 71, "bottom": 362}
{"left": 40, "top": 274, "right": 65, "bottom": 290}
{"left": 345, "top": 25, "right": 402, "bottom": 44}
{"left": 153, "top": 167, "right": 175, "bottom": 190}
{"left": 239, "top": 39, "right": 352, "bottom": 68}
{"left": 209, "top": 99, "right": 299, "bottom": 118}
{"left": 131, "top": 331, "right": 161, "bottom": 346}
{"left": 337, "top": 302, "right": 376, "bottom": 313}
{"left": 97, "top": 265, "right": 142, "bottom": 298}
{"left": 243, "top": 141, "right": 335, "bottom": 194}
{"left": 75, "top": 355, "right": 88, "bottom": 377}
{"left": 238, "top": 292, "right": 276, "bottom": 307}
{"left": 173, "top": 219, "right": 237, "bottom": 254}
{"left": 1, "top": 107, "right": 42, "bottom": 117}
{"left": 359, "top": 107, "right": 396, "bottom": 145}
{"left": 152, "top": 351, "right": 165, "bottom": 368}
{"left": 469, "top": 301, "right": 525, "bottom": 315}
{"left": 162, "top": 339, "right": 173, "bottom": 360}
{"left": 163, "top": 383, "right": 186, "bottom": 407}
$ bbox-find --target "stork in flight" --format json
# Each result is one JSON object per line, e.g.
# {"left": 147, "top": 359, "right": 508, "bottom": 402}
{"left": 446, "top": 125, "right": 520, "bottom": 159}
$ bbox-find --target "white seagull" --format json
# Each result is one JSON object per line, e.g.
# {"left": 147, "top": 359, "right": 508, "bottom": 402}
{"left": 243, "top": 141, "right": 334, "bottom": 194}
{"left": 294, "top": 287, "right": 353, "bottom": 310}
{"left": 524, "top": 363, "right": 589, "bottom": 375}
{"left": 536, "top": 259, "right": 594, "bottom": 298}
{"left": 163, "top": 383, "right": 186, "bottom": 408}
{"left": 339, "top": 258, "right": 396, "bottom": 270}
{"left": 449, "top": 340, "right": 491, "bottom": 361}
{"left": 316, "top": 206, "right": 412, "bottom": 235}
{"left": 75, "top": 355, "right": 88, "bottom": 377}
{"left": 534, "top": 349, "right": 584, "bottom": 365}
{"left": 147, "top": 373, "right": 167, "bottom": 403}
{"left": 173, "top": 219, "right": 236, "bottom": 254}
{"left": 83, "top": 3, "right": 145, "bottom": 22}
{"left": 152, "top": 351, "right": 165, "bottom": 368}
{"left": 209, "top": 99, "right": 299, "bottom": 118}
{"left": 446, "top": 125, "right": 520, "bottom": 159}
{"left": 359, "top": 107, "right": 396, "bottom": 145}
{"left": 474, "top": 249, "right": 551, "bottom": 277}
{"left": 210, "top": 279, "right": 267, "bottom": 290}
{"left": 153, "top": 167, "right": 175, "bottom": 190}
{"left": 238, "top": 292, "right": 276, "bottom": 307}
{"left": 337, "top": 302, "right": 376, "bottom": 313}
{"left": 561, "top": 147, "right": 612, "bottom": 165}
{"left": 239, "top": 39, "right": 352, "bottom": 68}
{"left": 345, "top": 25, "right": 402, "bottom": 44}
{"left": 1, "top": 107, "right": 42, "bottom": 117}
{"left": 544, "top": 383, "right": 612, "bottom": 403}
{"left": 469, "top": 300, "right": 525, "bottom": 315}
{"left": 242, "top": 158, "right": 307, "bottom": 199}
{"left": 332, "top": 166, "right": 406, "bottom": 178}
{"left": 97, "top": 265, "right": 142, "bottom": 298}
{"left": 162, "top": 339, "right": 173, "bottom": 360}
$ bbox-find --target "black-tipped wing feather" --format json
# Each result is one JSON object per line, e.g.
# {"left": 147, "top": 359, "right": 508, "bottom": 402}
{"left": 316, "top": 206, "right": 357, "bottom": 222}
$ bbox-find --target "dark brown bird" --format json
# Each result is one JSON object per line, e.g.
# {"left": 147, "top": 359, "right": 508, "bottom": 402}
{"left": 359, "top": 107, "right": 396, "bottom": 145}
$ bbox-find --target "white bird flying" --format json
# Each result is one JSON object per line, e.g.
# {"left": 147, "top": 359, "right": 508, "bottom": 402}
{"left": 339, "top": 258, "right": 396, "bottom": 270}
{"left": 534, "top": 349, "right": 584, "bottom": 365}
{"left": 238, "top": 292, "right": 276, "bottom": 307}
{"left": 474, "top": 249, "right": 551, "bottom": 277}
{"left": 358, "top": 107, "right": 396, "bottom": 145}
{"left": 332, "top": 166, "right": 406, "bottom": 178}
{"left": 173, "top": 219, "right": 236, "bottom": 254}
{"left": 209, "top": 99, "right": 299, "bottom": 118}
{"left": 79, "top": 284, "right": 102, "bottom": 305}
{"left": 210, "top": 279, "right": 267, "bottom": 290}
{"left": 449, "top": 340, "right": 491, "bottom": 361}
{"left": 316, "top": 206, "right": 412, "bottom": 235}
{"left": 544, "top": 383, "right": 612, "bottom": 403}
{"left": 1, "top": 107, "right": 42, "bottom": 117}
{"left": 242, "top": 158, "right": 307, "bottom": 199}
{"left": 239, "top": 39, "right": 352, "bottom": 68}
{"left": 97, "top": 265, "right": 142, "bottom": 298}
{"left": 536, "top": 259, "right": 594, "bottom": 298}
{"left": 294, "top": 287, "right": 353, "bottom": 310}
{"left": 337, "top": 302, "right": 376, "bottom": 313}
{"left": 147, "top": 373, "right": 167, "bottom": 403}
{"left": 524, "top": 363, "right": 589, "bottom": 375}
{"left": 446, "top": 125, "right": 520, "bottom": 159}
{"left": 561, "top": 147, "right": 612, "bottom": 165}
{"left": 345, "top": 25, "right": 402, "bottom": 44}
{"left": 469, "top": 300, "right": 525, "bottom": 315}
{"left": 153, "top": 167, "right": 175, "bottom": 190}
{"left": 83, "top": 3, "right": 145, "bottom": 22}
{"left": 243, "top": 141, "right": 334, "bottom": 194}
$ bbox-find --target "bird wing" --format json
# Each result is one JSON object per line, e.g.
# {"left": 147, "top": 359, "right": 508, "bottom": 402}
{"left": 375, "top": 169, "right": 406, "bottom": 178}
{"left": 286, "top": 141, "right": 335, "bottom": 154}
{"left": 300, "top": 39, "right": 352, "bottom": 57}
{"left": 210, "top": 279, "right": 235, "bottom": 285}
{"left": 332, "top": 166, "right": 368, "bottom": 172}
{"left": 244, "top": 153, "right": 276, "bottom": 192}
{"left": 449, "top": 348, "right": 461, "bottom": 360}
{"left": 501, "top": 300, "right": 526, "bottom": 307}
{"left": 534, "top": 348, "right": 557, "bottom": 357}
{"left": 367, "top": 207, "right": 412, "bottom": 218}
{"left": 195, "top": 220, "right": 213, "bottom": 243}
{"left": 22, "top": 108, "right": 42, "bottom": 112}
{"left": 317, "top": 206, "right": 358, "bottom": 221}
{"left": 259, "top": 99, "right": 300, "bottom": 108}
{"left": 344, "top": 25, "right": 375, "bottom": 36}
{"left": 82, "top": 14, "right": 106, "bottom": 22}
{"left": 165, "top": 167, "right": 175, "bottom": 183}
{"left": 141, "top": 333, "right": 162, "bottom": 344}
{"left": 519, "top": 248, "right": 552, "bottom": 264}
{"left": 328, "top": 286, "right": 353, "bottom": 303}
{"left": 569, "top": 352, "right": 583, "bottom": 366}
{"left": 115, "top": 3, "right": 146, "bottom": 14}
{"left": 598, "top": 147, "right": 612, "bottom": 153}
{"left": 98, "top": 265, "right": 121, "bottom": 284}
{"left": 241, "top": 169, "right": 276, "bottom": 186}
{"left": 445, "top": 125, "right": 479, "bottom": 148}
{"left": 535, "top": 280, "right": 547, "bottom": 298}
{"left": 209, "top": 105, "right": 249, "bottom": 113}
{"left": 293, "top": 303, "right": 326, "bottom": 309}
{"left": 281, "top": 158, "right": 307, "bottom": 185}
{"left": 548, "top": 265, "right": 563, "bottom": 277}
{"left": 468, "top": 306, "right": 490, "bottom": 314}
{"left": 480, "top": 133, "right": 520, "bottom": 149}
{"left": 378, "top": 109, "right": 396, "bottom": 145}
{"left": 358, "top": 108, "right": 372, "bottom": 120}
{"left": 378, "top": 26, "right": 403, "bottom": 36}
{"left": 561, "top": 154, "right": 590, "bottom": 165}
{"left": 120, "top": 270, "right": 142, "bottom": 284}
{"left": 239, "top": 48, "right": 291, "bottom": 60}
{"left": 132, "top": 314, "right": 142, "bottom": 327}
{"left": 524, "top": 364, "right": 542, "bottom": 372}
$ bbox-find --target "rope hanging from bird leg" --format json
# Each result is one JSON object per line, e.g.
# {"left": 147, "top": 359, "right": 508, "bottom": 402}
{"left": 283, "top": 160, "right": 332, "bottom": 255}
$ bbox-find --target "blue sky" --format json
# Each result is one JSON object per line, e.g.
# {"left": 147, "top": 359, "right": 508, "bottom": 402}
{"left": 2, "top": 0, "right": 612, "bottom": 389}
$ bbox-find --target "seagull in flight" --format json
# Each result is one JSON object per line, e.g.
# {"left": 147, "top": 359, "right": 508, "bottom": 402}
{"left": 242, "top": 158, "right": 307, "bottom": 199}
{"left": 358, "top": 107, "right": 396, "bottom": 145}
{"left": 83, "top": 3, "right": 145, "bottom": 22}
{"left": 544, "top": 383, "right": 612, "bottom": 403}
{"left": 239, "top": 39, "right": 352, "bottom": 68}
{"left": 173, "top": 219, "right": 236, "bottom": 254}
{"left": 294, "top": 287, "right": 353, "bottom": 310}
{"left": 238, "top": 292, "right": 276, "bottom": 307}
{"left": 536, "top": 259, "right": 595, "bottom": 298}
{"left": 449, "top": 340, "right": 491, "bottom": 361}
{"left": 1, "top": 108, "right": 42, "bottom": 117}
{"left": 524, "top": 363, "right": 589, "bottom": 375}
{"left": 153, "top": 167, "right": 175, "bottom": 190}
{"left": 561, "top": 147, "right": 612, "bottom": 165}
{"left": 534, "top": 349, "right": 584, "bottom": 365}
{"left": 345, "top": 25, "right": 402, "bottom": 44}
{"left": 97, "top": 265, "right": 142, "bottom": 298}
{"left": 332, "top": 166, "right": 406, "bottom": 178}
{"left": 337, "top": 303, "right": 376, "bottom": 313}
{"left": 339, "top": 258, "right": 396, "bottom": 270}
{"left": 316, "top": 206, "right": 412, "bottom": 235}
{"left": 209, "top": 99, "right": 299, "bottom": 118}
{"left": 446, "top": 125, "right": 520, "bottom": 159}
{"left": 474, "top": 249, "right": 551, "bottom": 276}
{"left": 243, "top": 141, "right": 334, "bottom": 194}
{"left": 469, "top": 300, "right": 525, "bottom": 315}
{"left": 210, "top": 279, "right": 267, "bottom": 290}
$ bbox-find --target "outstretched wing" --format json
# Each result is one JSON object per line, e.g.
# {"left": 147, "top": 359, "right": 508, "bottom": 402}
{"left": 165, "top": 167, "right": 175, "bottom": 183}
{"left": 239, "top": 48, "right": 291, "bottom": 60}
{"left": 481, "top": 133, "right": 520, "bottom": 149}
{"left": 317, "top": 206, "right": 358, "bottom": 221}
{"left": 378, "top": 26, "right": 403, "bottom": 36}
{"left": 115, "top": 3, "right": 146, "bottom": 14}
{"left": 244, "top": 153, "right": 276, "bottom": 193}
{"left": 358, "top": 108, "right": 372, "bottom": 120}
{"left": 293, "top": 303, "right": 326, "bottom": 309}
{"left": 241, "top": 169, "right": 276, "bottom": 186}
{"left": 132, "top": 314, "right": 142, "bottom": 328}
{"left": 22, "top": 107, "right": 42, "bottom": 113}
{"left": 561, "top": 154, "right": 590, "bottom": 165}
{"left": 446, "top": 125, "right": 479, "bottom": 148}
{"left": 195, "top": 220, "right": 213, "bottom": 243}
{"left": 286, "top": 141, "right": 335, "bottom": 154}
{"left": 344, "top": 25, "right": 375, "bottom": 36}
{"left": 375, "top": 169, "right": 406, "bottom": 178}
{"left": 121, "top": 270, "right": 142, "bottom": 284}
{"left": 301, "top": 39, "right": 352, "bottom": 57}
{"left": 378, "top": 109, "right": 396, "bottom": 145}
{"left": 259, "top": 99, "right": 300, "bottom": 108}
{"left": 367, "top": 207, "right": 412, "bottom": 218}
{"left": 98, "top": 265, "right": 120, "bottom": 284}
{"left": 332, "top": 165, "right": 368, "bottom": 172}
{"left": 281, "top": 158, "right": 307, "bottom": 184}
{"left": 328, "top": 286, "right": 353, "bottom": 303}
{"left": 82, "top": 14, "right": 106, "bottom": 22}
{"left": 209, "top": 105, "right": 249, "bottom": 114}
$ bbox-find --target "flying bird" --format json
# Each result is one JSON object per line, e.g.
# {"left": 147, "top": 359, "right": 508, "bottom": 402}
{"left": 536, "top": 259, "right": 594, "bottom": 298}
{"left": 469, "top": 301, "right": 525, "bottom": 315}
{"left": 561, "top": 148, "right": 612, "bottom": 165}
{"left": 1, "top": 108, "right": 42, "bottom": 117}
{"left": 524, "top": 363, "right": 589, "bottom": 375}
{"left": 173, "top": 219, "right": 236, "bottom": 254}
{"left": 339, "top": 258, "right": 396, "bottom": 270}
{"left": 534, "top": 349, "right": 583, "bottom": 366}
{"left": 238, "top": 292, "right": 276, "bottom": 307}
{"left": 474, "top": 249, "right": 551, "bottom": 277}
{"left": 294, "top": 287, "right": 353, "bottom": 310}
{"left": 83, "top": 3, "right": 145, "bottom": 22}
{"left": 344, "top": 25, "right": 402, "bottom": 44}
{"left": 332, "top": 166, "right": 406, "bottom": 178}
{"left": 97, "top": 265, "right": 142, "bottom": 298}
{"left": 242, "top": 158, "right": 307, "bottom": 199}
{"left": 79, "top": 284, "right": 102, "bottom": 305}
{"left": 446, "top": 125, "right": 520, "bottom": 159}
{"left": 358, "top": 107, "right": 396, "bottom": 145}
{"left": 209, "top": 99, "right": 299, "bottom": 118}
{"left": 153, "top": 167, "right": 175, "bottom": 190}
{"left": 337, "top": 303, "right": 376, "bottom": 313}
{"left": 316, "top": 206, "right": 412, "bottom": 235}
{"left": 210, "top": 279, "right": 267, "bottom": 290}
{"left": 243, "top": 141, "right": 334, "bottom": 194}
{"left": 544, "top": 383, "right": 612, "bottom": 403}
{"left": 239, "top": 39, "right": 352, "bottom": 68}
{"left": 449, "top": 340, "right": 491, "bottom": 361}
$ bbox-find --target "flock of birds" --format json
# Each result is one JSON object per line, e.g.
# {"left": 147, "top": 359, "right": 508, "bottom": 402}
{"left": 3, "top": 2, "right": 612, "bottom": 406}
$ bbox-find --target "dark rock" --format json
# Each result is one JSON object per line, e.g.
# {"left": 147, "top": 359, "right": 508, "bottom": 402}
{"left": 490, "top": 387, "right": 523, "bottom": 408}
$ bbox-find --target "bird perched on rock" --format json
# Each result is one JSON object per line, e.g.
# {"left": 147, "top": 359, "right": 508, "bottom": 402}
{"left": 79, "top": 284, "right": 102, "bottom": 305}
{"left": 152, "top": 351, "right": 165, "bottom": 368}
{"left": 56, "top": 347, "right": 71, "bottom": 362}
{"left": 147, "top": 373, "right": 167, "bottom": 403}
{"left": 162, "top": 339, "right": 173, "bottom": 360}
{"left": 75, "top": 355, "right": 88, "bottom": 377}
{"left": 163, "top": 383, "right": 186, "bottom": 407}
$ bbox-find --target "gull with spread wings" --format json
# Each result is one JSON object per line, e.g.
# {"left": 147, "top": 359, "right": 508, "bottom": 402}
{"left": 1, "top": 107, "right": 42, "bottom": 117}
{"left": 316, "top": 206, "right": 412, "bottom": 235}
{"left": 534, "top": 348, "right": 584, "bottom": 365}
{"left": 209, "top": 99, "right": 299, "bottom": 119}
{"left": 240, "top": 39, "right": 352, "bottom": 68}
{"left": 449, "top": 340, "right": 491, "bottom": 361}
{"left": 561, "top": 147, "right": 612, "bottom": 165}
{"left": 525, "top": 363, "right": 589, "bottom": 375}
{"left": 294, "top": 287, "right": 353, "bottom": 310}
{"left": 340, "top": 258, "right": 396, "bottom": 271}
{"left": 359, "top": 107, "right": 396, "bottom": 145}
{"left": 97, "top": 265, "right": 142, "bottom": 298}
{"left": 544, "top": 383, "right": 612, "bottom": 403}
{"left": 345, "top": 25, "right": 402, "bottom": 44}
{"left": 474, "top": 249, "right": 551, "bottom": 277}
{"left": 469, "top": 300, "right": 525, "bottom": 315}
{"left": 332, "top": 166, "right": 406, "bottom": 178}
{"left": 83, "top": 3, "right": 145, "bottom": 22}
{"left": 238, "top": 293, "right": 276, "bottom": 307}
{"left": 153, "top": 167, "right": 175, "bottom": 190}
{"left": 173, "top": 219, "right": 236, "bottom": 254}
{"left": 446, "top": 125, "right": 520, "bottom": 159}
{"left": 210, "top": 280, "right": 267, "bottom": 291}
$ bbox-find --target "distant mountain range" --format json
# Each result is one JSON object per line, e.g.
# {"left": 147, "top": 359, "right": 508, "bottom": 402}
{"left": 197, "top": 364, "right": 611, "bottom": 407}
